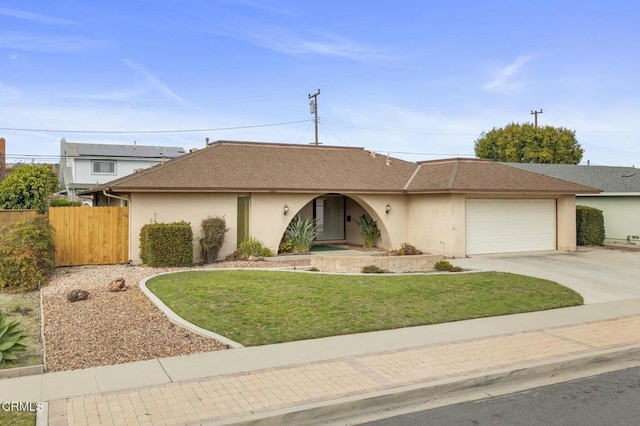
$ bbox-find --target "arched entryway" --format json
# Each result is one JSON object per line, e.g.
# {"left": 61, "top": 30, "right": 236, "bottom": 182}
{"left": 279, "top": 193, "right": 391, "bottom": 252}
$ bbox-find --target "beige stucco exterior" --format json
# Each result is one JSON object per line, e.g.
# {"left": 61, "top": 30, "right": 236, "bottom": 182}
{"left": 406, "top": 193, "right": 466, "bottom": 258}
{"left": 124, "top": 190, "right": 578, "bottom": 264}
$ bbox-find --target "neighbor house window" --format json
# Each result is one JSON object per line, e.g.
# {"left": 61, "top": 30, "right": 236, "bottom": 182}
{"left": 92, "top": 160, "right": 116, "bottom": 174}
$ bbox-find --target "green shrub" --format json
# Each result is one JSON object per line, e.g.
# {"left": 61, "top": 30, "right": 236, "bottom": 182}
{"left": 434, "top": 260, "right": 454, "bottom": 271}
{"left": 433, "top": 260, "right": 464, "bottom": 272}
{"left": 50, "top": 198, "right": 83, "bottom": 207}
{"left": 0, "top": 215, "right": 56, "bottom": 292}
{"left": 576, "top": 206, "right": 605, "bottom": 246}
{"left": 278, "top": 233, "right": 293, "bottom": 254}
{"left": 286, "top": 216, "right": 318, "bottom": 253}
{"left": 237, "top": 237, "right": 273, "bottom": 259}
{"left": 0, "top": 312, "right": 27, "bottom": 363}
{"left": 355, "top": 213, "right": 381, "bottom": 248}
{"left": 140, "top": 221, "right": 193, "bottom": 267}
{"left": 362, "top": 264, "right": 387, "bottom": 273}
{"left": 200, "top": 216, "right": 228, "bottom": 263}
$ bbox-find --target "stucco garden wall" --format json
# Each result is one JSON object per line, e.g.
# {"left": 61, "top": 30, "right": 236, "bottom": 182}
{"left": 311, "top": 254, "right": 444, "bottom": 273}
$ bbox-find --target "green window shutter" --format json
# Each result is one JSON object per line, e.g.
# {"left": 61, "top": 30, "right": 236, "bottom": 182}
{"left": 237, "top": 195, "right": 250, "bottom": 245}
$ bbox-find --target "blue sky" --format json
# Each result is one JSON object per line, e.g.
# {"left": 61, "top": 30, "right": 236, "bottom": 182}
{"left": 1, "top": 1, "right": 640, "bottom": 166}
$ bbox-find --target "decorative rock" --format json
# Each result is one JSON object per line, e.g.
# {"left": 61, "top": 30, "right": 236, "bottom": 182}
{"left": 67, "top": 289, "right": 89, "bottom": 302}
{"left": 108, "top": 277, "right": 126, "bottom": 292}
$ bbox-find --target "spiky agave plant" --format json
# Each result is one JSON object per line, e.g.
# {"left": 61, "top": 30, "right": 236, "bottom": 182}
{"left": 355, "top": 214, "right": 381, "bottom": 248}
{"left": 0, "top": 312, "right": 26, "bottom": 363}
{"left": 287, "top": 216, "right": 318, "bottom": 253}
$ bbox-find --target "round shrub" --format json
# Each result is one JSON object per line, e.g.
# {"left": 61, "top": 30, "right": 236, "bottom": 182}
{"left": 237, "top": 237, "right": 273, "bottom": 259}
{"left": 434, "top": 260, "right": 454, "bottom": 271}
{"left": 200, "top": 216, "right": 228, "bottom": 263}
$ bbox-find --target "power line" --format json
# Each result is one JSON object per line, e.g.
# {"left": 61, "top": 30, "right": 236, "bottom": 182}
{"left": 0, "top": 120, "right": 312, "bottom": 134}
{"left": 322, "top": 119, "right": 481, "bottom": 135}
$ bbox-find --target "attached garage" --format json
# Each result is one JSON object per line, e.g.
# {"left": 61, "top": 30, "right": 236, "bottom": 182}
{"left": 466, "top": 199, "right": 556, "bottom": 255}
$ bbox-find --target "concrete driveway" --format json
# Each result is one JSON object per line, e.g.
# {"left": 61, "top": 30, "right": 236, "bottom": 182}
{"left": 453, "top": 247, "right": 640, "bottom": 304}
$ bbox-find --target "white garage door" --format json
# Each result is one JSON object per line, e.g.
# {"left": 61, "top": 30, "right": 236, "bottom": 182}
{"left": 466, "top": 199, "right": 556, "bottom": 255}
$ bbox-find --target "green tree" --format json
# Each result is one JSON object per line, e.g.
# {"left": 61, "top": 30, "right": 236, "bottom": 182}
{"left": 0, "top": 164, "right": 60, "bottom": 213}
{"left": 474, "top": 122, "right": 584, "bottom": 164}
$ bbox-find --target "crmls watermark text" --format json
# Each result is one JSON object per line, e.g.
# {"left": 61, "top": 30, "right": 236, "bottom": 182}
{"left": 1, "top": 401, "right": 44, "bottom": 412}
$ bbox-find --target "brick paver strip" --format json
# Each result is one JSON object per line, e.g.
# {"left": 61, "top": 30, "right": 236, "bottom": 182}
{"left": 54, "top": 315, "right": 640, "bottom": 425}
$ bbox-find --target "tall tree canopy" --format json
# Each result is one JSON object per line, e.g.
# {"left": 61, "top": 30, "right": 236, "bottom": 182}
{"left": 474, "top": 123, "right": 584, "bottom": 164}
{"left": 0, "top": 164, "right": 59, "bottom": 213}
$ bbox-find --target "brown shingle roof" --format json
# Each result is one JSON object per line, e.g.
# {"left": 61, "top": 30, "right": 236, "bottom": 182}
{"left": 94, "top": 141, "right": 418, "bottom": 193}
{"left": 85, "top": 142, "right": 600, "bottom": 195}
{"left": 406, "top": 158, "right": 600, "bottom": 194}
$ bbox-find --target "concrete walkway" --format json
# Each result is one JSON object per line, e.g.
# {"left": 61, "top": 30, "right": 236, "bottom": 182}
{"left": 2, "top": 298, "right": 640, "bottom": 425}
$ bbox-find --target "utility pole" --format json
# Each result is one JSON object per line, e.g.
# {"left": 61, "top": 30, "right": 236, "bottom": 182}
{"left": 309, "top": 89, "right": 321, "bottom": 145}
{"left": 530, "top": 109, "right": 543, "bottom": 128}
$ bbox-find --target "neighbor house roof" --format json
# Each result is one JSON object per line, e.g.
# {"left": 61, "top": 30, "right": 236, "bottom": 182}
{"left": 83, "top": 141, "right": 601, "bottom": 195}
{"left": 62, "top": 141, "right": 186, "bottom": 159}
{"left": 405, "top": 158, "right": 600, "bottom": 194}
{"left": 502, "top": 163, "right": 640, "bottom": 193}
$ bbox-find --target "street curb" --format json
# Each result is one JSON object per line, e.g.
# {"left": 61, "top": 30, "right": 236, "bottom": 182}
{"left": 213, "top": 344, "right": 640, "bottom": 425}
{"left": 0, "top": 364, "right": 44, "bottom": 379}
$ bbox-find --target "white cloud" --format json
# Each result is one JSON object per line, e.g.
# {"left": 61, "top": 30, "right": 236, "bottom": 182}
{"left": 0, "top": 32, "right": 104, "bottom": 53}
{"left": 482, "top": 54, "right": 535, "bottom": 93}
{"left": 0, "top": 80, "right": 20, "bottom": 99}
{"left": 0, "top": 7, "right": 77, "bottom": 26}
{"left": 206, "top": 25, "right": 389, "bottom": 62}
{"left": 122, "top": 59, "right": 201, "bottom": 110}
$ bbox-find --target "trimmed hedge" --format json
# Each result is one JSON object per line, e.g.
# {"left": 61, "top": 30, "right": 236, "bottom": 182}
{"left": 49, "top": 198, "right": 83, "bottom": 207}
{"left": 576, "top": 205, "right": 605, "bottom": 246}
{"left": 140, "top": 221, "right": 193, "bottom": 267}
{"left": 0, "top": 215, "right": 56, "bottom": 291}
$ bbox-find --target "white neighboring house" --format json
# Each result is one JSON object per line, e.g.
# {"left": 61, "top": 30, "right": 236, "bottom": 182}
{"left": 59, "top": 139, "right": 186, "bottom": 205}
{"left": 503, "top": 163, "right": 640, "bottom": 244}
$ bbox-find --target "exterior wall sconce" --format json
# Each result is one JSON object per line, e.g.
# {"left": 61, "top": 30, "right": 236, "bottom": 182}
{"left": 283, "top": 204, "right": 289, "bottom": 216}
{"left": 385, "top": 204, "right": 391, "bottom": 214}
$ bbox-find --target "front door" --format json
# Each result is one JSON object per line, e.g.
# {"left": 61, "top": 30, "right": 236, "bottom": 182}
{"left": 314, "top": 195, "right": 345, "bottom": 241}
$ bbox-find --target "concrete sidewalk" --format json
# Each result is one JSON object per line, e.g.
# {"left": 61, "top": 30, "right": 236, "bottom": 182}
{"left": 1, "top": 298, "right": 640, "bottom": 425}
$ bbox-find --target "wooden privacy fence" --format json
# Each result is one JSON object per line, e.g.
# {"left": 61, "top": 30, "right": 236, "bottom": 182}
{"left": 0, "top": 209, "right": 37, "bottom": 227}
{"left": 49, "top": 207, "right": 129, "bottom": 266}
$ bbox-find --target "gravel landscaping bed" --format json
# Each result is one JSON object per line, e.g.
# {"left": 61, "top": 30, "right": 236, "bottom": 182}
{"left": 42, "top": 259, "right": 310, "bottom": 371}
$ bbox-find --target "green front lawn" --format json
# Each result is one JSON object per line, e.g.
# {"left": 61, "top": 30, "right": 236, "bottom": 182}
{"left": 146, "top": 270, "right": 583, "bottom": 346}
{"left": 0, "top": 411, "right": 36, "bottom": 426}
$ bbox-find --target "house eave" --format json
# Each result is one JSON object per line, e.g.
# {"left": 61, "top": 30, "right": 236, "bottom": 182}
{"left": 86, "top": 187, "right": 406, "bottom": 195}
{"left": 578, "top": 192, "right": 640, "bottom": 197}
{"left": 404, "top": 188, "right": 597, "bottom": 195}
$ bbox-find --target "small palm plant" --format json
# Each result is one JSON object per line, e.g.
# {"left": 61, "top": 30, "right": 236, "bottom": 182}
{"left": 355, "top": 213, "right": 381, "bottom": 248}
{"left": 286, "top": 216, "right": 318, "bottom": 253}
{"left": 0, "top": 312, "right": 26, "bottom": 364}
